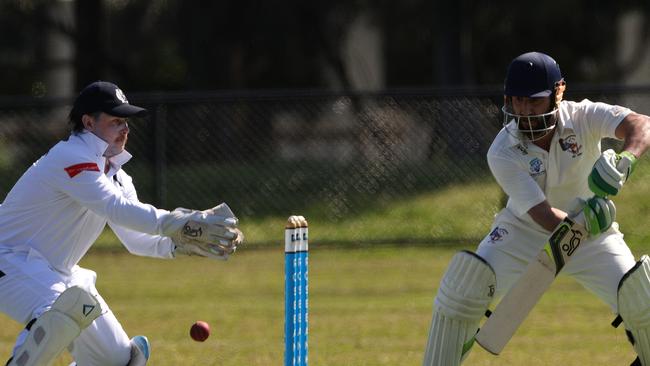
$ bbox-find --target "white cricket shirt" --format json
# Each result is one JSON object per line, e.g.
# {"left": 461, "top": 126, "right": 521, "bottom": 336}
{"left": 0, "top": 132, "right": 174, "bottom": 275}
{"left": 488, "top": 99, "right": 631, "bottom": 224}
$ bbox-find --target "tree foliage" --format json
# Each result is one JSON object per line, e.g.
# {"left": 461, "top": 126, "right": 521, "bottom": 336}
{"left": 0, "top": 0, "right": 649, "bottom": 95}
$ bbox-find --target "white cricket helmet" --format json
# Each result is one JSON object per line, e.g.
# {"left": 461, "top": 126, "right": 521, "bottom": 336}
{"left": 502, "top": 52, "right": 566, "bottom": 141}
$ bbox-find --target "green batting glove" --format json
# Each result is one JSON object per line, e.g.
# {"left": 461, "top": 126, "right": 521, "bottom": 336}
{"left": 588, "top": 149, "right": 638, "bottom": 197}
{"left": 580, "top": 196, "right": 617, "bottom": 236}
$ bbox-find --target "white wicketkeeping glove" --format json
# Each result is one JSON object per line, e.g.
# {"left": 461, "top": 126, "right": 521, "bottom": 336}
{"left": 162, "top": 203, "right": 244, "bottom": 260}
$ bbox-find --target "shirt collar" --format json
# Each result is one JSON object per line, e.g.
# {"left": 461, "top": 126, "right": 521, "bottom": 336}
{"left": 73, "top": 131, "right": 132, "bottom": 169}
{"left": 108, "top": 149, "right": 132, "bottom": 169}
{"left": 75, "top": 130, "right": 109, "bottom": 157}
{"left": 555, "top": 109, "right": 574, "bottom": 136}
{"left": 503, "top": 120, "right": 525, "bottom": 148}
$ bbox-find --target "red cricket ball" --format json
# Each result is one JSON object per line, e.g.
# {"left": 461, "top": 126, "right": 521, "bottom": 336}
{"left": 190, "top": 320, "right": 210, "bottom": 342}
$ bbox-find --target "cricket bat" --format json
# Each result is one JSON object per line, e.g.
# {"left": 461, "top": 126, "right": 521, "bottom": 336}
{"left": 475, "top": 217, "right": 587, "bottom": 355}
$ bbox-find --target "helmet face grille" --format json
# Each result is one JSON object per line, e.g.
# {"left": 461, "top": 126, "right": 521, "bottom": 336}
{"left": 502, "top": 105, "right": 558, "bottom": 141}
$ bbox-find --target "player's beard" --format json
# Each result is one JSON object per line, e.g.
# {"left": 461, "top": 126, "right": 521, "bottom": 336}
{"left": 502, "top": 105, "right": 558, "bottom": 142}
{"left": 519, "top": 114, "right": 557, "bottom": 141}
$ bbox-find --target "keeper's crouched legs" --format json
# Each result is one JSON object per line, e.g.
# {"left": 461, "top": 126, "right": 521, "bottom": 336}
{"left": 618, "top": 255, "right": 650, "bottom": 366}
{"left": 7, "top": 285, "right": 102, "bottom": 366}
{"left": 423, "top": 250, "right": 496, "bottom": 366}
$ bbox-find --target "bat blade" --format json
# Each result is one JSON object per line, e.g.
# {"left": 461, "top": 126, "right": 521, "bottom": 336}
{"left": 475, "top": 218, "right": 586, "bottom": 355}
{"left": 475, "top": 250, "right": 555, "bottom": 354}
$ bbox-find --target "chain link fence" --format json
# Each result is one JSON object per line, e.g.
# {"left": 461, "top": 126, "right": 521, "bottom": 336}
{"left": 1, "top": 87, "right": 648, "bottom": 243}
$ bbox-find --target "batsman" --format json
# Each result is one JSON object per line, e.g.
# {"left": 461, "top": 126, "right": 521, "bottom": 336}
{"left": 0, "top": 81, "right": 244, "bottom": 366}
{"left": 422, "top": 52, "right": 650, "bottom": 365}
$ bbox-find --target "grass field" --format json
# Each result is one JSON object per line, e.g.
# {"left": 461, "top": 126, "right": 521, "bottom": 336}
{"left": 0, "top": 246, "right": 640, "bottom": 365}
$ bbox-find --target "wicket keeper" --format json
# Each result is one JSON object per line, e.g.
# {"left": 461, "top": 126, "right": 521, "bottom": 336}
{"left": 423, "top": 52, "right": 650, "bottom": 365}
{"left": 0, "top": 81, "right": 244, "bottom": 365}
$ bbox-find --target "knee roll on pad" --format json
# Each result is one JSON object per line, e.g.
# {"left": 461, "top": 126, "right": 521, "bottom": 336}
{"left": 8, "top": 286, "right": 102, "bottom": 366}
{"left": 618, "top": 255, "right": 650, "bottom": 365}
{"left": 434, "top": 251, "right": 496, "bottom": 320}
{"left": 423, "top": 251, "right": 496, "bottom": 366}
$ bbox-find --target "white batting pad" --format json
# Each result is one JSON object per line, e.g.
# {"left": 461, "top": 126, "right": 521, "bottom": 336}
{"left": 423, "top": 251, "right": 496, "bottom": 366}
{"left": 8, "top": 286, "right": 101, "bottom": 366}
{"left": 619, "top": 255, "right": 650, "bottom": 365}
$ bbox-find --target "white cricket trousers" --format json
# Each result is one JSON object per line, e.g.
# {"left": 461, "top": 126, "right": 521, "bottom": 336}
{"left": 476, "top": 209, "right": 637, "bottom": 312}
{"left": 0, "top": 246, "right": 132, "bottom": 366}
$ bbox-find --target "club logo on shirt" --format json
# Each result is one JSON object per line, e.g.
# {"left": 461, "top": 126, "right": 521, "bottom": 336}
{"left": 559, "top": 134, "right": 582, "bottom": 157}
{"left": 489, "top": 227, "right": 509, "bottom": 243}
{"left": 64, "top": 162, "right": 100, "bottom": 178}
{"left": 529, "top": 157, "right": 545, "bottom": 177}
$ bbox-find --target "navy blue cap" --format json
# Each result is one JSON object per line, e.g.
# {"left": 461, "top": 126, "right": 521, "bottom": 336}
{"left": 71, "top": 81, "right": 147, "bottom": 118}
{"left": 504, "top": 52, "right": 563, "bottom": 97}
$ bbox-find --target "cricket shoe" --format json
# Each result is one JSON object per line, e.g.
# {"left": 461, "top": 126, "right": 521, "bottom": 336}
{"left": 65, "top": 336, "right": 149, "bottom": 366}
{"left": 127, "top": 335, "right": 150, "bottom": 366}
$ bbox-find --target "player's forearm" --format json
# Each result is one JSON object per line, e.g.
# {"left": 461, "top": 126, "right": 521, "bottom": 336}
{"left": 527, "top": 200, "right": 566, "bottom": 232}
{"left": 618, "top": 113, "right": 650, "bottom": 158}
{"left": 109, "top": 222, "right": 175, "bottom": 258}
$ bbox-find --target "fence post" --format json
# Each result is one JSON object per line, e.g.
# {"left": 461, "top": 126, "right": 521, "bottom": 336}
{"left": 153, "top": 104, "right": 167, "bottom": 208}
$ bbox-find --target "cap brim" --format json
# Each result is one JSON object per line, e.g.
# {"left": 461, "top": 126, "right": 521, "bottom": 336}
{"left": 109, "top": 104, "right": 148, "bottom": 117}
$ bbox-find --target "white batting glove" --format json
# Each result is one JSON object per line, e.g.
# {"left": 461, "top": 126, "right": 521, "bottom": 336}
{"left": 588, "top": 149, "right": 637, "bottom": 197}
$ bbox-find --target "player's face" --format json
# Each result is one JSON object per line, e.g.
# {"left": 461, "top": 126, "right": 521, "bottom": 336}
{"left": 510, "top": 96, "right": 552, "bottom": 129}
{"left": 506, "top": 96, "right": 557, "bottom": 141}
{"left": 84, "top": 112, "right": 130, "bottom": 157}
